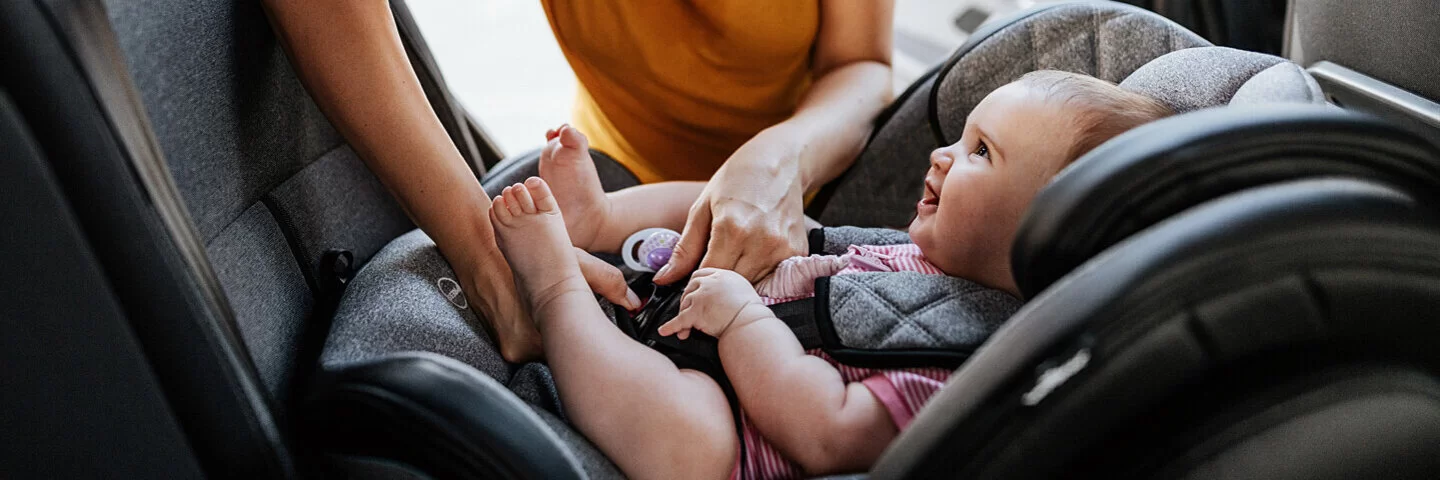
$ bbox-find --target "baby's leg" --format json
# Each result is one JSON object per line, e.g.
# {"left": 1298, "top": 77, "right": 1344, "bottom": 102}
{"left": 490, "top": 178, "right": 735, "bottom": 480}
{"left": 540, "top": 125, "right": 704, "bottom": 253}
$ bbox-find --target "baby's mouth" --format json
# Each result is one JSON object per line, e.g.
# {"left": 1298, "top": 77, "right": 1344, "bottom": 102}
{"left": 921, "top": 180, "right": 940, "bottom": 206}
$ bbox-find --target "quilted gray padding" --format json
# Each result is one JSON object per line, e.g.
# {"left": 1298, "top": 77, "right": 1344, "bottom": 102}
{"left": 933, "top": 3, "right": 1208, "bottom": 144}
{"left": 827, "top": 272, "right": 1021, "bottom": 352}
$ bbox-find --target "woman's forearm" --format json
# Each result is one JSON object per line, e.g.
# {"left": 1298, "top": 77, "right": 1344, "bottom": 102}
{"left": 772, "top": 60, "right": 894, "bottom": 192}
{"left": 262, "top": 0, "right": 498, "bottom": 269}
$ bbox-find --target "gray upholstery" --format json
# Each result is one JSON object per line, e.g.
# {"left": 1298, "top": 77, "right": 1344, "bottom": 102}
{"left": 1119, "top": 47, "right": 1319, "bottom": 113}
{"left": 818, "top": 226, "right": 913, "bottom": 255}
{"left": 1229, "top": 61, "right": 1327, "bottom": 106}
{"left": 101, "top": 0, "right": 415, "bottom": 408}
{"left": 207, "top": 203, "right": 314, "bottom": 400}
{"left": 827, "top": 272, "right": 1021, "bottom": 352}
{"left": 932, "top": 3, "right": 1208, "bottom": 144}
{"left": 268, "top": 146, "right": 414, "bottom": 282}
{"left": 817, "top": 2, "right": 1208, "bottom": 228}
{"left": 323, "top": 230, "right": 511, "bottom": 382}
{"left": 1287, "top": 0, "right": 1440, "bottom": 101}
{"left": 816, "top": 75, "right": 943, "bottom": 228}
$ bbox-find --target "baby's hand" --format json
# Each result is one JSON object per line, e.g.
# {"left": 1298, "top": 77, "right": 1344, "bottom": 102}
{"left": 658, "top": 268, "right": 770, "bottom": 340}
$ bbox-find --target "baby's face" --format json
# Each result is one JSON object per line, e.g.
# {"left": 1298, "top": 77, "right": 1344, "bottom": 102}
{"left": 909, "top": 82, "right": 1082, "bottom": 294}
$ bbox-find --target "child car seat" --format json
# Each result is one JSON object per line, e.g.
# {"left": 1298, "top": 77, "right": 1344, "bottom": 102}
{"left": 5, "top": 0, "right": 1435, "bottom": 479}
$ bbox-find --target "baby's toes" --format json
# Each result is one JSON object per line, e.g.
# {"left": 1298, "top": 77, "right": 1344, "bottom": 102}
{"left": 508, "top": 182, "right": 537, "bottom": 214}
{"left": 557, "top": 125, "right": 589, "bottom": 150}
{"left": 524, "top": 177, "right": 559, "bottom": 213}
{"left": 501, "top": 185, "right": 527, "bottom": 217}
{"left": 491, "top": 194, "right": 512, "bottom": 224}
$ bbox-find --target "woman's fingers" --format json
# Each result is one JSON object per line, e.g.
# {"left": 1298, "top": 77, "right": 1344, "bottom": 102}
{"left": 655, "top": 200, "right": 713, "bottom": 285}
{"left": 574, "top": 248, "right": 640, "bottom": 309}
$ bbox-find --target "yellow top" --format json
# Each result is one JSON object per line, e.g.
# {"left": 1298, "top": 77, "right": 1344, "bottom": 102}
{"left": 542, "top": 1, "right": 820, "bottom": 183}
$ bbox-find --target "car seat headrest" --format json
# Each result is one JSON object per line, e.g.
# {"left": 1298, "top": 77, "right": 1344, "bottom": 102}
{"left": 931, "top": 2, "right": 1209, "bottom": 144}
{"left": 876, "top": 177, "right": 1440, "bottom": 479}
{"left": 1120, "top": 47, "right": 1325, "bottom": 113}
{"left": 1012, "top": 105, "right": 1440, "bottom": 299}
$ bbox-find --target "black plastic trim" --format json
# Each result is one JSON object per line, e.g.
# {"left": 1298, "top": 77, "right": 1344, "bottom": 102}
{"left": 306, "top": 353, "right": 585, "bottom": 480}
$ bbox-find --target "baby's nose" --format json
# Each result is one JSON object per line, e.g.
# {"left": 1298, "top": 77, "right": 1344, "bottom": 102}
{"left": 929, "top": 148, "right": 954, "bottom": 171}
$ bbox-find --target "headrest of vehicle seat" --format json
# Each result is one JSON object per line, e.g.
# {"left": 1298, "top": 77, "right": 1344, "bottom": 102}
{"left": 1011, "top": 104, "right": 1440, "bottom": 299}
{"left": 932, "top": 2, "right": 1209, "bottom": 144}
{"left": 874, "top": 178, "right": 1440, "bottom": 479}
{"left": 1120, "top": 47, "right": 1326, "bottom": 113}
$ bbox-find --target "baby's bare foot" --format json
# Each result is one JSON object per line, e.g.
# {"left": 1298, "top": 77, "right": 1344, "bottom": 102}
{"left": 489, "top": 177, "right": 592, "bottom": 321}
{"left": 538, "top": 125, "right": 611, "bottom": 251}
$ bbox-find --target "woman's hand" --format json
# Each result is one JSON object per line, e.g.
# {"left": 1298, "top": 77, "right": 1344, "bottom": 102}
{"left": 659, "top": 268, "right": 771, "bottom": 340}
{"left": 653, "top": 128, "right": 812, "bottom": 285}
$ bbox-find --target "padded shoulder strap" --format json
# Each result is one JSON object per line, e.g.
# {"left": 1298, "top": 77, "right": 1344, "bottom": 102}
{"left": 771, "top": 272, "right": 1021, "bottom": 369}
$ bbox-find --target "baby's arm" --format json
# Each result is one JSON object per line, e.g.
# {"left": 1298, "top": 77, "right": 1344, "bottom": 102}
{"left": 660, "top": 269, "right": 898, "bottom": 475}
{"left": 587, "top": 181, "right": 706, "bottom": 253}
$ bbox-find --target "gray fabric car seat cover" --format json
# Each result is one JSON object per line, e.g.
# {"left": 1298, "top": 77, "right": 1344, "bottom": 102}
{"left": 932, "top": 3, "right": 1209, "bottom": 144}
{"left": 1119, "top": 47, "right": 1324, "bottom": 113}
{"left": 102, "top": 0, "right": 416, "bottom": 406}
{"left": 817, "top": 226, "right": 913, "bottom": 254}
{"left": 826, "top": 272, "right": 1021, "bottom": 353}
{"left": 818, "top": 2, "right": 1209, "bottom": 228}
{"left": 323, "top": 230, "right": 511, "bottom": 381}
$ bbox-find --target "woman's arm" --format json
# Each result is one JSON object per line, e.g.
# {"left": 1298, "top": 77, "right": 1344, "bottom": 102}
{"left": 655, "top": 0, "right": 895, "bottom": 285}
{"left": 261, "top": 0, "right": 540, "bottom": 362}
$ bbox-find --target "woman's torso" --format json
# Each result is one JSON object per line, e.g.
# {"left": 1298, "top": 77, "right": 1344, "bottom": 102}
{"left": 541, "top": 0, "right": 820, "bottom": 182}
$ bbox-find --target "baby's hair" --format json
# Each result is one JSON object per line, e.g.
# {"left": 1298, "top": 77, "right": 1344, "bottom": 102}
{"left": 1016, "top": 70, "right": 1174, "bottom": 164}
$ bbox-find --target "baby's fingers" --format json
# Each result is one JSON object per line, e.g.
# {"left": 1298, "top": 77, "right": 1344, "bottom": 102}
{"left": 658, "top": 317, "right": 690, "bottom": 338}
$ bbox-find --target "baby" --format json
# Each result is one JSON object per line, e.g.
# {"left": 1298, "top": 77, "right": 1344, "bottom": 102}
{"left": 488, "top": 71, "right": 1172, "bottom": 479}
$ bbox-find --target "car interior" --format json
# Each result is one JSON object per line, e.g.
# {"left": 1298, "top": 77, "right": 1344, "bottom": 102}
{"left": 3, "top": 0, "right": 1439, "bottom": 478}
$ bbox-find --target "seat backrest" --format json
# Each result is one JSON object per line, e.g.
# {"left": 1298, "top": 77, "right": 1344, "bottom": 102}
{"left": 100, "top": 0, "right": 414, "bottom": 408}
{"left": 1286, "top": 0, "right": 1440, "bottom": 102}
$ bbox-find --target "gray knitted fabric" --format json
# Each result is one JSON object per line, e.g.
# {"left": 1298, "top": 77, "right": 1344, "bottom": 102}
{"left": 817, "top": 2, "right": 1207, "bottom": 228}
{"left": 816, "top": 74, "right": 942, "bottom": 228}
{"left": 933, "top": 3, "right": 1208, "bottom": 144}
{"left": 826, "top": 272, "right": 1021, "bottom": 352}
{"left": 267, "top": 145, "right": 414, "bottom": 283}
{"left": 207, "top": 203, "right": 314, "bottom": 401}
{"left": 323, "top": 230, "right": 512, "bottom": 383}
{"left": 1119, "top": 47, "right": 1289, "bottom": 113}
{"left": 1228, "top": 61, "right": 1327, "bottom": 107}
{"left": 818, "top": 226, "right": 913, "bottom": 255}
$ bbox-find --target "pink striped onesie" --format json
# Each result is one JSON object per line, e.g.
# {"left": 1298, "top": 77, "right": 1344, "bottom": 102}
{"left": 732, "top": 244, "right": 953, "bottom": 480}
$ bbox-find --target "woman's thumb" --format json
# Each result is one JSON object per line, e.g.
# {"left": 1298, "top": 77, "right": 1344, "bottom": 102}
{"left": 655, "top": 206, "right": 711, "bottom": 285}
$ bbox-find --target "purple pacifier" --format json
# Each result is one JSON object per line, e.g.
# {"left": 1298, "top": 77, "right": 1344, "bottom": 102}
{"left": 622, "top": 228, "right": 681, "bottom": 272}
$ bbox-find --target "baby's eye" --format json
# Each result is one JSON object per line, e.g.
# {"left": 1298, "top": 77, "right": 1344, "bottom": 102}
{"left": 972, "top": 141, "right": 990, "bottom": 159}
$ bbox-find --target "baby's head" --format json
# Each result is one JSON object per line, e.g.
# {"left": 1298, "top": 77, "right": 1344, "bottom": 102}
{"left": 909, "top": 70, "right": 1173, "bottom": 295}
